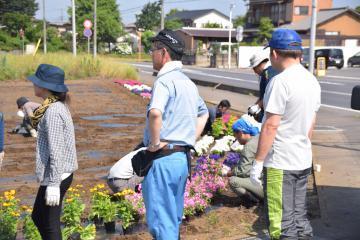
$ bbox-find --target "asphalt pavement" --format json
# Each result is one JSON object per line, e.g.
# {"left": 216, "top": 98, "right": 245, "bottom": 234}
{"left": 132, "top": 62, "right": 360, "bottom": 110}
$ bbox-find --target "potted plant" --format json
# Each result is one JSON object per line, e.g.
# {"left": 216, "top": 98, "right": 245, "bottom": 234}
{"left": 89, "top": 184, "right": 108, "bottom": 228}
{"left": 0, "top": 190, "right": 20, "bottom": 240}
{"left": 101, "top": 197, "right": 118, "bottom": 233}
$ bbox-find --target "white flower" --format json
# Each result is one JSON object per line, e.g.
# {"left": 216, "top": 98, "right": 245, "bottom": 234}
{"left": 231, "top": 140, "right": 244, "bottom": 152}
{"left": 194, "top": 135, "right": 214, "bottom": 156}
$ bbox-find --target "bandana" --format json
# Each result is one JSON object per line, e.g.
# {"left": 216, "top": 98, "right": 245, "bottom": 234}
{"left": 31, "top": 95, "right": 59, "bottom": 129}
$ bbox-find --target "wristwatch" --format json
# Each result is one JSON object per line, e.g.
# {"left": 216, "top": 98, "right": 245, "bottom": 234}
{"left": 149, "top": 142, "right": 160, "bottom": 149}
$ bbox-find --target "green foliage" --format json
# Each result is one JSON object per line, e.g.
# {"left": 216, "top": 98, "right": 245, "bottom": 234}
{"left": 141, "top": 30, "right": 156, "bottom": 53}
{"left": 233, "top": 15, "right": 246, "bottom": 27}
{"left": 0, "top": 30, "right": 22, "bottom": 51}
{"left": 165, "top": 18, "right": 184, "bottom": 30}
{"left": 62, "top": 193, "right": 86, "bottom": 226}
{"left": 356, "top": 6, "right": 360, "bottom": 14}
{"left": 257, "top": 17, "right": 274, "bottom": 44}
{"left": 0, "top": 0, "right": 38, "bottom": 19}
{"left": 211, "top": 118, "right": 226, "bottom": 138}
{"left": 225, "top": 116, "right": 237, "bottom": 136}
{"left": 68, "top": 0, "right": 123, "bottom": 49}
{"left": 204, "top": 22, "right": 222, "bottom": 28}
{"left": 0, "top": 53, "right": 138, "bottom": 81}
{"left": 2, "top": 12, "right": 31, "bottom": 36}
{"left": 23, "top": 214, "right": 41, "bottom": 240}
{"left": 62, "top": 224, "right": 96, "bottom": 240}
{"left": 0, "top": 190, "right": 20, "bottom": 240}
{"left": 46, "top": 27, "right": 65, "bottom": 52}
{"left": 117, "top": 200, "right": 136, "bottom": 229}
{"left": 135, "top": 1, "right": 161, "bottom": 31}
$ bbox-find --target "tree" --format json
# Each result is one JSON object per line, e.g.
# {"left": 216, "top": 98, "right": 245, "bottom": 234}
{"left": 233, "top": 15, "right": 246, "bottom": 27}
{"left": 356, "top": 6, "right": 360, "bottom": 14}
{"left": 165, "top": 8, "right": 183, "bottom": 30}
{"left": 68, "top": 0, "right": 123, "bottom": 51}
{"left": 141, "top": 30, "right": 156, "bottom": 53}
{"left": 135, "top": 1, "right": 161, "bottom": 31}
{"left": 0, "top": 0, "right": 38, "bottom": 19}
{"left": 204, "top": 22, "right": 222, "bottom": 28}
{"left": 2, "top": 12, "right": 31, "bottom": 36}
{"left": 257, "top": 17, "right": 274, "bottom": 44}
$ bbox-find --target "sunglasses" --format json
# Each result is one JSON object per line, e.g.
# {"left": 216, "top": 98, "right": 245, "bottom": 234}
{"left": 149, "top": 47, "right": 165, "bottom": 55}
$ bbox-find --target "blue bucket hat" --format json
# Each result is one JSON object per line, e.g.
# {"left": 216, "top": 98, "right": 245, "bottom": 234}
{"left": 265, "top": 29, "right": 302, "bottom": 51}
{"left": 27, "top": 64, "right": 68, "bottom": 93}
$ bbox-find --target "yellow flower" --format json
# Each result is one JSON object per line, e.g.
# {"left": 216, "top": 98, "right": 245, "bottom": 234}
{"left": 21, "top": 205, "right": 29, "bottom": 210}
{"left": 3, "top": 202, "right": 10, "bottom": 207}
{"left": 10, "top": 190, "right": 16, "bottom": 195}
{"left": 66, "top": 198, "right": 73, "bottom": 203}
{"left": 11, "top": 211, "right": 20, "bottom": 217}
{"left": 76, "top": 184, "right": 83, "bottom": 188}
{"left": 97, "top": 184, "right": 105, "bottom": 189}
{"left": 26, "top": 208, "right": 32, "bottom": 214}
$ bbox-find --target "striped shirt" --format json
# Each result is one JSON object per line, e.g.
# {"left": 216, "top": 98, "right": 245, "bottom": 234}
{"left": 35, "top": 102, "right": 78, "bottom": 186}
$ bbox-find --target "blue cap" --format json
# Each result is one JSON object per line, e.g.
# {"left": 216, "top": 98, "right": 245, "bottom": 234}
{"left": 265, "top": 29, "right": 302, "bottom": 51}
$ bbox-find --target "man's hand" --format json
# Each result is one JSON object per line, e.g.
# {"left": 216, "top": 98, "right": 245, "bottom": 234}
{"left": 147, "top": 142, "right": 168, "bottom": 152}
{"left": 250, "top": 160, "right": 263, "bottom": 186}
{"left": 45, "top": 186, "right": 60, "bottom": 206}
{"left": 0, "top": 151, "right": 4, "bottom": 171}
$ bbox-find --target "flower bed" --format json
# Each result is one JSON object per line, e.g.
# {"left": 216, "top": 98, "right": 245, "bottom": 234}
{"left": 114, "top": 79, "right": 152, "bottom": 99}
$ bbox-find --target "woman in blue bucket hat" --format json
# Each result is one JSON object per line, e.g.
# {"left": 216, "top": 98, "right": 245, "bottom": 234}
{"left": 28, "top": 64, "right": 78, "bottom": 240}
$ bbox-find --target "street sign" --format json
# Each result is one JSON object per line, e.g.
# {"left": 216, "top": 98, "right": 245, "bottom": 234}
{"left": 83, "top": 28, "right": 92, "bottom": 38}
{"left": 83, "top": 19, "right": 93, "bottom": 29}
{"left": 236, "top": 26, "right": 243, "bottom": 42}
{"left": 316, "top": 57, "right": 326, "bottom": 77}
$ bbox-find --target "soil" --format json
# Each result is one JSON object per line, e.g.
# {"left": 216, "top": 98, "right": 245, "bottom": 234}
{"left": 0, "top": 78, "right": 318, "bottom": 239}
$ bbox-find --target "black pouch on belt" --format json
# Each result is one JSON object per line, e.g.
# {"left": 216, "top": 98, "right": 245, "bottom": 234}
{"left": 131, "top": 146, "right": 192, "bottom": 177}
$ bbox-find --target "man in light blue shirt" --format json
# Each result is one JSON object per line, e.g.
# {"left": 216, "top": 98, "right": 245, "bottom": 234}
{"left": 142, "top": 29, "right": 208, "bottom": 239}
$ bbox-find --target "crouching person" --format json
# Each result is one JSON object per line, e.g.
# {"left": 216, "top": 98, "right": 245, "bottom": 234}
{"left": 226, "top": 116, "right": 263, "bottom": 206}
{"left": 107, "top": 147, "right": 145, "bottom": 193}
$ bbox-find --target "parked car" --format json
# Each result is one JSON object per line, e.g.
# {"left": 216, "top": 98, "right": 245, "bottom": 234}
{"left": 315, "top": 48, "right": 344, "bottom": 69}
{"left": 301, "top": 48, "right": 344, "bottom": 69}
{"left": 348, "top": 52, "right": 360, "bottom": 67}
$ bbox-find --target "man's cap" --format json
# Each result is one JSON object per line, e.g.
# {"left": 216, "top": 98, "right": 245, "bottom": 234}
{"left": 151, "top": 29, "right": 185, "bottom": 55}
{"left": 249, "top": 50, "right": 269, "bottom": 68}
{"left": 16, "top": 97, "right": 29, "bottom": 109}
{"left": 265, "top": 29, "right": 302, "bottom": 51}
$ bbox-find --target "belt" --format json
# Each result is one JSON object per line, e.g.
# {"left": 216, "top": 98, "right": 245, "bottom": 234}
{"left": 108, "top": 177, "right": 129, "bottom": 181}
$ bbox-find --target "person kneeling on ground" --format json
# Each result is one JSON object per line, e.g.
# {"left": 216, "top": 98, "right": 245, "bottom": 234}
{"left": 223, "top": 116, "right": 263, "bottom": 207}
{"left": 202, "top": 99, "right": 231, "bottom": 135}
{"left": 107, "top": 147, "right": 145, "bottom": 193}
{"left": 14, "top": 97, "right": 41, "bottom": 138}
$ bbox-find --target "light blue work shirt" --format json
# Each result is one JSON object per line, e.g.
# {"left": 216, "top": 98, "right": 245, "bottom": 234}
{"left": 143, "top": 61, "right": 208, "bottom": 147}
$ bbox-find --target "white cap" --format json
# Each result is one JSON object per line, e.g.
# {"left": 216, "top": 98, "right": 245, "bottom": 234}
{"left": 249, "top": 50, "right": 269, "bottom": 68}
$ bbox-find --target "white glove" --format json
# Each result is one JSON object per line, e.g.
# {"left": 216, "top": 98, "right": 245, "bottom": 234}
{"left": 248, "top": 104, "right": 261, "bottom": 116}
{"left": 250, "top": 160, "right": 263, "bottom": 186}
{"left": 45, "top": 186, "right": 60, "bottom": 206}
{"left": 0, "top": 151, "right": 4, "bottom": 171}
{"left": 221, "top": 165, "right": 231, "bottom": 177}
{"left": 17, "top": 110, "right": 25, "bottom": 118}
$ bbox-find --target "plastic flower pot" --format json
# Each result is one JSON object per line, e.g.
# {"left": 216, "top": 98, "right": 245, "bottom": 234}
{"left": 104, "top": 221, "right": 116, "bottom": 233}
{"left": 91, "top": 216, "right": 104, "bottom": 229}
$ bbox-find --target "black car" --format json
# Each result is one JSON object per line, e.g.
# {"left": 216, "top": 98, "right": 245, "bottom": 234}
{"left": 315, "top": 48, "right": 344, "bottom": 69}
{"left": 348, "top": 52, "right": 360, "bottom": 67}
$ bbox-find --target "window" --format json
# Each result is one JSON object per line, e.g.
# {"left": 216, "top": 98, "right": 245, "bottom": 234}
{"left": 294, "top": 6, "right": 309, "bottom": 15}
{"left": 325, "top": 31, "right": 339, "bottom": 36}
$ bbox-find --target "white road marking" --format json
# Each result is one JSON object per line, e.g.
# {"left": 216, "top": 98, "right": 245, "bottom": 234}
{"left": 326, "top": 75, "right": 360, "bottom": 80}
{"left": 314, "top": 125, "right": 343, "bottom": 132}
{"left": 318, "top": 81, "right": 344, "bottom": 86}
{"left": 321, "top": 104, "right": 360, "bottom": 113}
{"left": 322, "top": 90, "right": 351, "bottom": 96}
{"left": 141, "top": 70, "right": 153, "bottom": 74}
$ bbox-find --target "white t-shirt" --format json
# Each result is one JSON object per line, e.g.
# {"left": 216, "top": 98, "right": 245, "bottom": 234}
{"left": 263, "top": 63, "right": 321, "bottom": 170}
{"left": 108, "top": 147, "right": 146, "bottom": 179}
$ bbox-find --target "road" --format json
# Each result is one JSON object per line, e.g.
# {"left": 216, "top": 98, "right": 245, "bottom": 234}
{"left": 131, "top": 62, "right": 360, "bottom": 111}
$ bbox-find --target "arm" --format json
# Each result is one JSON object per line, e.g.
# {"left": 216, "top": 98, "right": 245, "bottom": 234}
{"left": 148, "top": 109, "right": 167, "bottom": 151}
{"left": 46, "top": 111, "right": 66, "bottom": 187}
{"left": 195, "top": 112, "right": 209, "bottom": 140}
{"left": 308, "top": 114, "right": 317, "bottom": 140}
{"left": 255, "top": 112, "right": 281, "bottom": 162}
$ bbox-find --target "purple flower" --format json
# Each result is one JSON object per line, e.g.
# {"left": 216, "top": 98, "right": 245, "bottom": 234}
{"left": 209, "top": 154, "right": 221, "bottom": 161}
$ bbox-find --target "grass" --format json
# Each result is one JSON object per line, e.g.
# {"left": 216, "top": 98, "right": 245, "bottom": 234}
{"left": 0, "top": 52, "right": 139, "bottom": 81}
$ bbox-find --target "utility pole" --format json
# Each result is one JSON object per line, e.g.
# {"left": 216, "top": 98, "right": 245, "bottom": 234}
{"left": 93, "top": 0, "right": 97, "bottom": 58}
{"left": 72, "top": 0, "right": 76, "bottom": 56}
{"left": 309, "top": 0, "right": 317, "bottom": 74}
{"left": 160, "top": 0, "right": 165, "bottom": 30}
{"left": 228, "top": 3, "right": 235, "bottom": 69}
{"left": 43, "top": 0, "right": 47, "bottom": 54}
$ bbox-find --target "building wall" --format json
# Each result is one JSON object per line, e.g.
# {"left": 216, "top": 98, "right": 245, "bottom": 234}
{"left": 292, "top": 0, "right": 332, "bottom": 22}
{"left": 318, "top": 13, "right": 360, "bottom": 36}
{"left": 194, "top": 12, "right": 231, "bottom": 28}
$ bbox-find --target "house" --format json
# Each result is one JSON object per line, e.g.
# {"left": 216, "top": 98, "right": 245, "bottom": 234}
{"left": 247, "top": 0, "right": 332, "bottom": 27}
{"left": 166, "top": 9, "right": 231, "bottom": 29}
{"left": 48, "top": 22, "right": 72, "bottom": 35}
{"left": 279, "top": 7, "right": 360, "bottom": 46}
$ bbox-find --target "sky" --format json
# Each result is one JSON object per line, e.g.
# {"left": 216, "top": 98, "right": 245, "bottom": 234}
{"left": 35, "top": 0, "right": 360, "bottom": 24}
